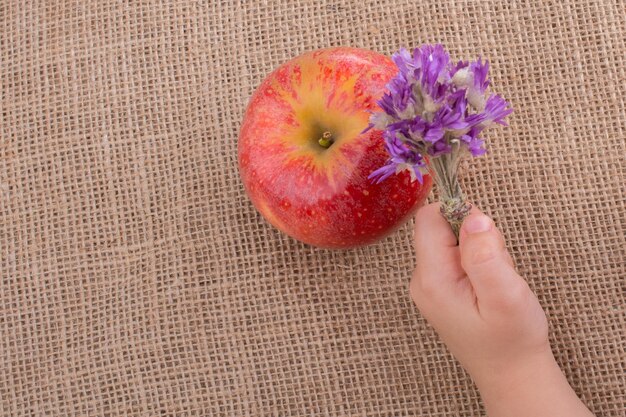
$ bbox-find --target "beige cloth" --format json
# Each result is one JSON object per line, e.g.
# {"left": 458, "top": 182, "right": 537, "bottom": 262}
{"left": 1, "top": 1, "right": 624, "bottom": 415}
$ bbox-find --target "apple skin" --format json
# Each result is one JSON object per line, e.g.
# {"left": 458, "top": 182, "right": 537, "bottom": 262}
{"left": 238, "top": 47, "right": 432, "bottom": 248}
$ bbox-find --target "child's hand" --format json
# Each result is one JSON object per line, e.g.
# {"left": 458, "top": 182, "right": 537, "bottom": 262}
{"left": 410, "top": 203, "right": 550, "bottom": 387}
{"left": 410, "top": 203, "right": 594, "bottom": 417}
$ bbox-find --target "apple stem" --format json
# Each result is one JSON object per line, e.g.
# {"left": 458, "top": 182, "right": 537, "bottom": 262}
{"left": 318, "top": 131, "right": 334, "bottom": 148}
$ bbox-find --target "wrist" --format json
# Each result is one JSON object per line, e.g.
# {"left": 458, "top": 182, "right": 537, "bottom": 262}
{"left": 473, "top": 348, "right": 561, "bottom": 401}
{"left": 474, "top": 350, "right": 594, "bottom": 417}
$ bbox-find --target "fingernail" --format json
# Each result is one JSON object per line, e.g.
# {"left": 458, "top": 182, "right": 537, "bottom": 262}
{"left": 463, "top": 214, "right": 492, "bottom": 234}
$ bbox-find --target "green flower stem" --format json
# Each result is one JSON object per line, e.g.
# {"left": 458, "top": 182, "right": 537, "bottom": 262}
{"left": 429, "top": 142, "right": 472, "bottom": 242}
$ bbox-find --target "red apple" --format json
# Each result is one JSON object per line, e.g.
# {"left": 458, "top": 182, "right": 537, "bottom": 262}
{"left": 238, "top": 47, "right": 432, "bottom": 248}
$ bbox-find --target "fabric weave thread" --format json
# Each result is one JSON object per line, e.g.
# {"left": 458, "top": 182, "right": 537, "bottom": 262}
{"left": 1, "top": 1, "right": 624, "bottom": 415}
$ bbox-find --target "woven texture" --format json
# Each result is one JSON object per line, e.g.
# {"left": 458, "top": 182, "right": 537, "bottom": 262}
{"left": 1, "top": 1, "right": 625, "bottom": 415}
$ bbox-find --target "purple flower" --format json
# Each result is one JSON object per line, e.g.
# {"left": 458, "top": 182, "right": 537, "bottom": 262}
{"left": 367, "top": 44, "right": 512, "bottom": 184}
{"left": 431, "top": 93, "right": 470, "bottom": 132}
{"left": 408, "top": 116, "right": 428, "bottom": 137}
{"left": 423, "top": 126, "right": 444, "bottom": 143}
{"left": 451, "top": 57, "right": 490, "bottom": 110}
{"left": 375, "top": 74, "right": 416, "bottom": 120}
{"left": 482, "top": 94, "right": 513, "bottom": 125}
{"left": 391, "top": 48, "right": 414, "bottom": 76}
{"left": 387, "top": 119, "right": 414, "bottom": 139}
{"left": 470, "top": 58, "right": 490, "bottom": 93}
{"left": 460, "top": 127, "right": 487, "bottom": 156}
{"left": 369, "top": 134, "right": 425, "bottom": 184}
{"left": 423, "top": 91, "right": 472, "bottom": 144}
{"left": 368, "top": 164, "right": 397, "bottom": 184}
{"left": 450, "top": 60, "right": 469, "bottom": 77}
{"left": 428, "top": 139, "right": 453, "bottom": 156}
{"left": 377, "top": 92, "right": 397, "bottom": 117}
{"left": 418, "top": 44, "right": 450, "bottom": 101}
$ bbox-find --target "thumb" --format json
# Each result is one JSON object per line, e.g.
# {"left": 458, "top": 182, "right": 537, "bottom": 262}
{"left": 459, "top": 210, "right": 526, "bottom": 310}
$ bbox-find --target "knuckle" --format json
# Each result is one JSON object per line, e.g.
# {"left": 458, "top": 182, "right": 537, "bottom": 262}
{"left": 418, "top": 274, "right": 440, "bottom": 298}
{"left": 492, "top": 281, "right": 529, "bottom": 311}
{"left": 467, "top": 238, "right": 505, "bottom": 267}
{"left": 469, "top": 245, "right": 500, "bottom": 266}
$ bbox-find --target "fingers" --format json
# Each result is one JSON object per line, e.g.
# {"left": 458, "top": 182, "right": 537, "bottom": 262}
{"left": 412, "top": 203, "right": 465, "bottom": 302}
{"left": 413, "top": 202, "right": 459, "bottom": 264}
{"left": 459, "top": 209, "right": 528, "bottom": 311}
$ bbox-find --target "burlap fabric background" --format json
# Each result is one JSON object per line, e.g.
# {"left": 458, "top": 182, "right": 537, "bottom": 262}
{"left": 1, "top": 1, "right": 624, "bottom": 416}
